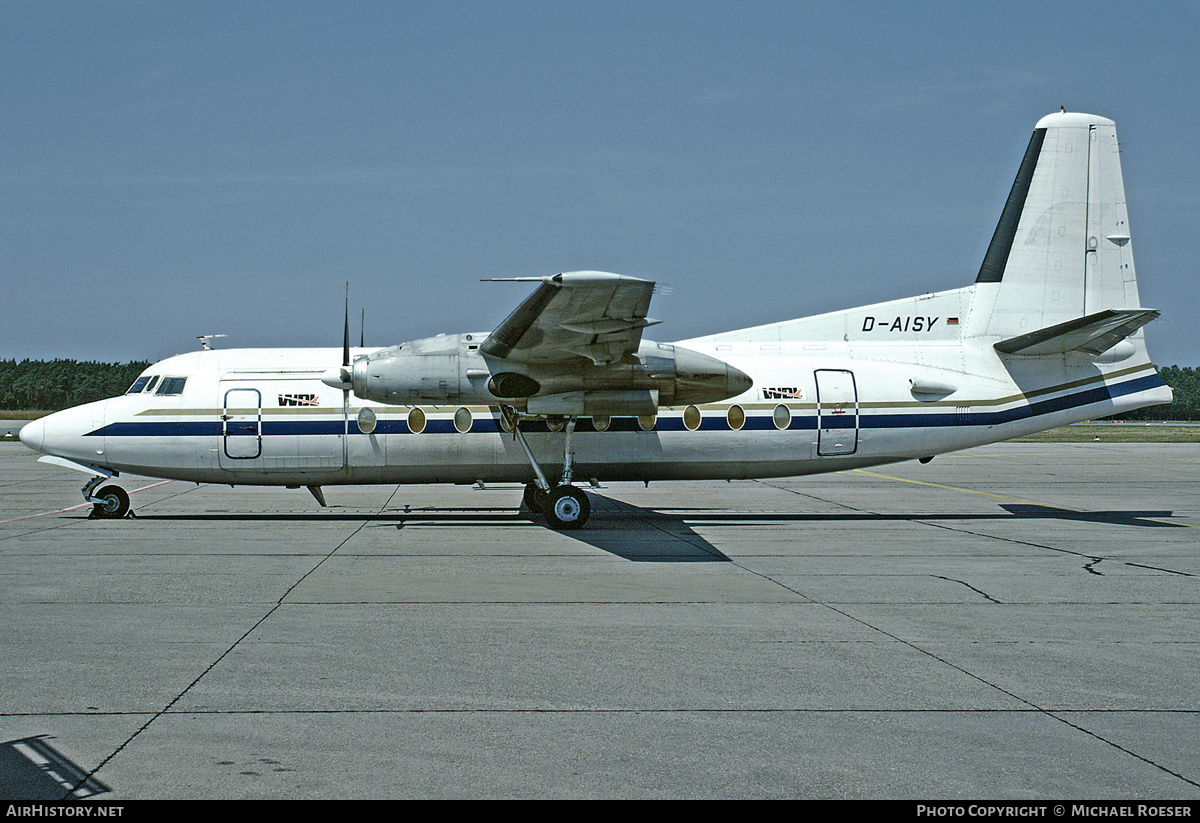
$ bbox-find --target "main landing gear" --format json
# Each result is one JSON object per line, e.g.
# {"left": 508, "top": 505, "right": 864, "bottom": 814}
{"left": 83, "top": 476, "right": 132, "bottom": 519}
{"left": 512, "top": 414, "right": 592, "bottom": 530}
{"left": 523, "top": 481, "right": 591, "bottom": 530}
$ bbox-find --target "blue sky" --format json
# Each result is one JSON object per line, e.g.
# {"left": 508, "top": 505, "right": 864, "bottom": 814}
{"left": 3, "top": 1, "right": 1198, "bottom": 365}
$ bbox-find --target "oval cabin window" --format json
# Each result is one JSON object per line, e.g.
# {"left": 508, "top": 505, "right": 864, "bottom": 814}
{"left": 727, "top": 405, "right": 745, "bottom": 431}
{"left": 407, "top": 407, "right": 426, "bottom": 434}
{"left": 454, "top": 407, "right": 473, "bottom": 433}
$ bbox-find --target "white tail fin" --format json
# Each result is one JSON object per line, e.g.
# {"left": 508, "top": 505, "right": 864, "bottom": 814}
{"left": 969, "top": 112, "right": 1148, "bottom": 350}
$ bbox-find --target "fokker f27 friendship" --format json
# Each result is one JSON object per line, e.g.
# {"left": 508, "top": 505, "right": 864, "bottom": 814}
{"left": 21, "top": 112, "right": 1173, "bottom": 529}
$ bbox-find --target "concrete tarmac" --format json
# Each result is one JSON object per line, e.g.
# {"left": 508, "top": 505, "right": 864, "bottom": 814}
{"left": 2, "top": 440, "right": 1198, "bottom": 799}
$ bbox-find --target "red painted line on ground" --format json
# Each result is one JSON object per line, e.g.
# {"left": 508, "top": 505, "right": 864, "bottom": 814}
{"left": 0, "top": 480, "right": 175, "bottom": 525}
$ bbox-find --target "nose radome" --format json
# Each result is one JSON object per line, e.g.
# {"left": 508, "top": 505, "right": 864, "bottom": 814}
{"left": 19, "top": 401, "right": 107, "bottom": 463}
{"left": 19, "top": 419, "right": 44, "bottom": 452}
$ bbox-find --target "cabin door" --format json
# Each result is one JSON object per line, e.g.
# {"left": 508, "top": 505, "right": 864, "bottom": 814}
{"left": 221, "top": 387, "right": 262, "bottom": 461}
{"left": 815, "top": 369, "right": 858, "bottom": 456}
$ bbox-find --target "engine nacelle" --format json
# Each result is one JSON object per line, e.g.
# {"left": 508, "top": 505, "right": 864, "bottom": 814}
{"left": 338, "top": 333, "right": 752, "bottom": 414}
{"left": 344, "top": 334, "right": 490, "bottom": 404}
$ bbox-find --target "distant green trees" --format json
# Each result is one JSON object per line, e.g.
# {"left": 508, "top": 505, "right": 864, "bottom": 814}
{"left": 1115, "top": 365, "right": 1200, "bottom": 421}
{"left": 0, "top": 359, "right": 149, "bottom": 411}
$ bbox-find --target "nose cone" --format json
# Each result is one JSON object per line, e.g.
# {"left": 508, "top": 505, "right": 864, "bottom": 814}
{"left": 320, "top": 366, "right": 352, "bottom": 390}
{"left": 19, "top": 401, "right": 106, "bottom": 463}
{"left": 672, "top": 346, "right": 754, "bottom": 405}
{"left": 19, "top": 419, "right": 45, "bottom": 452}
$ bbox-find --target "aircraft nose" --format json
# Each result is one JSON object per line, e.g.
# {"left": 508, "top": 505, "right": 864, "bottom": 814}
{"left": 19, "top": 419, "right": 45, "bottom": 452}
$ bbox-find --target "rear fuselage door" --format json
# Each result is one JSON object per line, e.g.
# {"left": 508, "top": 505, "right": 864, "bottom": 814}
{"left": 815, "top": 369, "right": 858, "bottom": 456}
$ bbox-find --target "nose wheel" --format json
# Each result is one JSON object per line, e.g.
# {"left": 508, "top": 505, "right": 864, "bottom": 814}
{"left": 87, "top": 482, "right": 131, "bottom": 519}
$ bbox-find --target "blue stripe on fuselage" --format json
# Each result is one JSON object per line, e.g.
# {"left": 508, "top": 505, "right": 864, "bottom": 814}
{"left": 85, "top": 373, "right": 1163, "bottom": 439}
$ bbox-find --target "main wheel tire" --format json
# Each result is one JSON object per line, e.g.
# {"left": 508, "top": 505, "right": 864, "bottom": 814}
{"left": 92, "top": 484, "right": 130, "bottom": 519}
{"left": 523, "top": 482, "right": 548, "bottom": 514}
{"left": 544, "top": 485, "right": 590, "bottom": 530}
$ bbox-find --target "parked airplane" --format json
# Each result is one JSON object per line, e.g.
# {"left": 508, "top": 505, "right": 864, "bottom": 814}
{"left": 20, "top": 111, "right": 1172, "bottom": 529}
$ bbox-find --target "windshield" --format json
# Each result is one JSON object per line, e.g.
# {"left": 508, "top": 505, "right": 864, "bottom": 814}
{"left": 155, "top": 377, "right": 187, "bottom": 395}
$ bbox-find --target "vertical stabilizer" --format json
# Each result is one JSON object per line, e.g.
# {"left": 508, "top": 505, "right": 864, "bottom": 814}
{"left": 968, "top": 112, "right": 1142, "bottom": 342}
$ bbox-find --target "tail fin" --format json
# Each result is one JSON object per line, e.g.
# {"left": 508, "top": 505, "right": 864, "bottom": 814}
{"left": 968, "top": 112, "right": 1150, "bottom": 353}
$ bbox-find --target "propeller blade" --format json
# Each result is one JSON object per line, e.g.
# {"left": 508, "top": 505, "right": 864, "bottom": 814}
{"left": 342, "top": 282, "right": 351, "bottom": 474}
{"left": 343, "top": 281, "right": 351, "bottom": 369}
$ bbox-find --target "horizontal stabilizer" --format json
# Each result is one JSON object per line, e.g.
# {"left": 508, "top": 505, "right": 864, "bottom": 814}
{"left": 993, "top": 309, "right": 1158, "bottom": 357}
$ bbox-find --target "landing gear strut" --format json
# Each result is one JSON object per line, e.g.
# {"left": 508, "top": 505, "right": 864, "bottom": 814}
{"left": 512, "top": 413, "right": 591, "bottom": 530}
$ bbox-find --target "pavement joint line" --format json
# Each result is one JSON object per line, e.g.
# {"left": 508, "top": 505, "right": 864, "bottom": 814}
{"left": 753, "top": 560, "right": 1200, "bottom": 791}
{"left": 65, "top": 484, "right": 403, "bottom": 799}
{"left": 755, "top": 468, "right": 1200, "bottom": 777}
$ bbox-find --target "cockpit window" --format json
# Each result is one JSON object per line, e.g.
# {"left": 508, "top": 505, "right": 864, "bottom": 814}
{"left": 155, "top": 377, "right": 187, "bottom": 396}
{"left": 126, "top": 377, "right": 151, "bottom": 394}
{"left": 144, "top": 376, "right": 161, "bottom": 393}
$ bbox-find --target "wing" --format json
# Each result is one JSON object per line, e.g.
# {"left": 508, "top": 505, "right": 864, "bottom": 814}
{"left": 480, "top": 271, "right": 659, "bottom": 365}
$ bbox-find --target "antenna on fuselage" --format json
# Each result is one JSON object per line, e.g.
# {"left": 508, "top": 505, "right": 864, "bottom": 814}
{"left": 197, "top": 334, "right": 227, "bottom": 351}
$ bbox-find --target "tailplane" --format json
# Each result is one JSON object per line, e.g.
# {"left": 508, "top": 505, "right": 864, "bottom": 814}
{"left": 992, "top": 308, "right": 1157, "bottom": 358}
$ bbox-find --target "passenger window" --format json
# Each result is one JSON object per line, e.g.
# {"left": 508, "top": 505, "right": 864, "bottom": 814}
{"left": 453, "top": 407, "right": 472, "bottom": 433}
{"left": 156, "top": 377, "right": 187, "bottom": 395}
{"left": 773, "top": 404, "right": 791, "bottom": 430}
{"left": 126, "top": 377, "right": 150, "bottom": 394}
{"left": 726, "top": 405, "right": 745, "bottom": 431}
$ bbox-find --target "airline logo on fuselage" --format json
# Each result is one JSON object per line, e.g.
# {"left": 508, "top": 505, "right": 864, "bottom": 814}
{"left": 763, "top": 387, "right": 804, "bottom": 399}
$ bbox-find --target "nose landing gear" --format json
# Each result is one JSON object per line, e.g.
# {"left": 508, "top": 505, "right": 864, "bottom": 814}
{"left": 83, "top": 476, "right": 132, "bottom": 519}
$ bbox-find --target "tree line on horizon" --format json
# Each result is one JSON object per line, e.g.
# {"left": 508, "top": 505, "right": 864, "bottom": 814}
{"left": 1116, "top": 365, "right": 1200, "bottom": 421}
{"left": 0, "top": 359, "right": 149, "bottom": 412}
{"left": 1, "top": 358, "right": 1198, "bottom": 421}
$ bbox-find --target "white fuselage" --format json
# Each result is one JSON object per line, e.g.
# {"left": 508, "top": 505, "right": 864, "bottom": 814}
{"left": 20, "top": 282, "right": 1171, "bottom": 490}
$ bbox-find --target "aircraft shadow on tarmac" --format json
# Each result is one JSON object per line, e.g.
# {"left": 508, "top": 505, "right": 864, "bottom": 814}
{"left": 0, "top": 735, "right": 109, "bottom": 800}
{"left": 997, "top": 503, "right": 1180, "bottom": 528}
{"left": 597, "top": 504, "right": 1184, "bottom": 530}
{"left": 375, "top": 496, "right": 734, "bottom": 562}
{"left": 122, "top": 496, "right": 1182, "bottom": 563}
{"left": 127, "top": 495, "right": 732, "bottom": 562}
